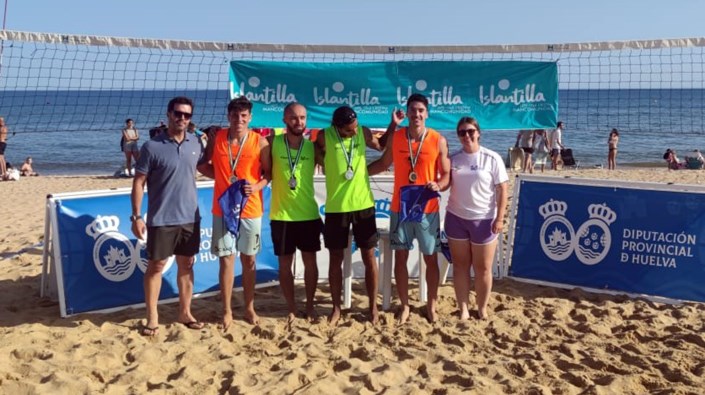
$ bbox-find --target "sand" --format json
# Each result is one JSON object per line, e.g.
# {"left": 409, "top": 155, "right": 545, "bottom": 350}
{"left": 1, "top": 169, "right": 704, "bottom": 394}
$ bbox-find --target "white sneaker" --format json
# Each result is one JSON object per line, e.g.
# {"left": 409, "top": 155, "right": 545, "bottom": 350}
{"left": 124, "top": 168, "right": 130, "bottom": 177}
{"left": 130, "top": 168, "right": 135, "bottom": 176}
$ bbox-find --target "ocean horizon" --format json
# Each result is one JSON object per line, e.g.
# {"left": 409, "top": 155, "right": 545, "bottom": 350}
{"left": 1, "top": 89, "right": 704, "bottom": 175}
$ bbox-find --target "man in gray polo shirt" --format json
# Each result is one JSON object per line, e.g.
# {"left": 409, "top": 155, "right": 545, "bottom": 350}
{"left": 130, "top": 96, "right": 204, "bottom": 337}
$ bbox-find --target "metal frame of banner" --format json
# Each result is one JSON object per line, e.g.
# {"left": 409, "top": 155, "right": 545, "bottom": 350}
{"left": 504, "top": 173, "right": 705, "bottom": 303}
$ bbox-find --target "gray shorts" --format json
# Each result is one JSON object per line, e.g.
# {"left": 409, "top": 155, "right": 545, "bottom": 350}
{"left": 123, "top": 141, "right": 139, "bottom": 153}
{"left": 212, "top": 215, "right": 262, "bottom": 257}
{"left": 390, "top": 211, "right": 441, "bottom": 255}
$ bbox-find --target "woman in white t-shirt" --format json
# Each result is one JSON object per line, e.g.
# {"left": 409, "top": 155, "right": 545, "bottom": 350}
{"left": 439, "top": 117, "right": 508, "bottom": 320}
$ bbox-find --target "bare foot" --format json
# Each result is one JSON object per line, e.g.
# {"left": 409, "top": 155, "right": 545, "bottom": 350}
{"left": 286, "top": 312, "right": 296, "bottom": 325}
{"left": 459, "top": 308, "right": 470, "bottom": 321}
{"left": 305, "top": 307, "right": 319, "bottom": 323}
{"left": 426, "top": 305, "right": 438, "bottom": 323}
{"left": 396, "top": 305, "right": 410, "bottom": 325}
{"left": 477, "top": 309, "right": 488, "bottom": 320}
{"left": 245, "top": 308, "right": 260, "bottom": 326}
{"left": 221, "top": 313, "right": 233, "bottom": 331}
{"left": 370, "top": 305, "right": 379, "bottom": 325}
{"left": 328, "top": 307, "right": 341, "bottom": 326}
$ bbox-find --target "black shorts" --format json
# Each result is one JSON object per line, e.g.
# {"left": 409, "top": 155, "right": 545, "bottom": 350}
{"left": 521, "top": 147, "right": 534, "bottom": 154}
{"left": 147, "top": 222, "right": 200, "bottom": 261}
{"left": 324, "top": 207, "right": 378, "bottom": 250}
{"left": 270, "top": 219, "right": 323, "bottom": 256}
{"left": 0, "top": 142, "right": 6, "bottom": 155}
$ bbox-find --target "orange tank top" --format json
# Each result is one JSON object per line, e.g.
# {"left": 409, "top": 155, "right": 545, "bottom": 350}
{"left": 391, "top": 127, "right": 440, "bottom": 213}
{"left": 211, "top": 128, "right": 263, "bottom": 218}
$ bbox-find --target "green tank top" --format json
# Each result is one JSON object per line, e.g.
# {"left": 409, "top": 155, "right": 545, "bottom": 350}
{"left": 323, "top": 125, "right": 374, "bottom": 213}
{"left": 270, "top": 134, "right": 320, "bottom": 221}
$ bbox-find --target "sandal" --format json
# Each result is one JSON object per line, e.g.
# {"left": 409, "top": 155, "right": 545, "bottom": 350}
{"left": 141, "top": 325, "right": 159, "bottom": 337}
{"left": 181, "top": 321, "right": 205, "bottom": 330}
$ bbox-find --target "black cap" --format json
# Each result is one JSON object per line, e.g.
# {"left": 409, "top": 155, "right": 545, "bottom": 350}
{"left": 332, "top": 106, "right": 357, "bottom": 127}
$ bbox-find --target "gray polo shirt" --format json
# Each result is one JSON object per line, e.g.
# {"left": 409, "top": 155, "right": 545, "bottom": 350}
{"left": 136, "top": 132, "right": 203, "bottom": 227}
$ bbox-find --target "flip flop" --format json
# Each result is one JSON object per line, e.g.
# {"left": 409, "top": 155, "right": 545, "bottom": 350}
{"left": 181, "top": 321, "right": 205, "bottom": 330}
{"left": 141, "top": 325, "right": 159, "bottom": 337}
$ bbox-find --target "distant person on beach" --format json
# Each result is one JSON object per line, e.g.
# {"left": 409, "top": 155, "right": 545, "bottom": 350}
{"left": 515, "top": 129, "right": 535, "bottom": 173}
{"left": 367, "top": 93, "right": 451, "bottom": 324}
{"left": 122, "top": 119, "right": 140, "bottom": 176}
{"left": 197, "top": 97, "right": 271, "bottom": 328}
{"left": 149, "top": 121, "right": 167, "bottom": 139}
{"left": 20, "top": 157, "right": 38, "bottom": 176}
{"left": 663, "top": 149, "right": 682, "bottom": 170}
{"left": 439, "top": 117, "right": 508, "bottom": 320}
{"left": 532, "top": 129, "right": 550, "bottom": 173}
{"left": 130, "top": 96, "right": 205, "bottom": 336}
{"left": 0, "top": 116, "right": 8, "bottom": 180}
{"left": 550, "top": 121, "right": 565, "bottom": 170}
{"left": 314, "top": 105, "right": 383, "bottom": 325}
{"left": 607, "top": 128, "right": 619, "bottom": 170}
{"left": 188, "top": 122, "right": 208, "bottom": 149}
{"left": 268, "top": 103, "right": 322, "bottom": 323}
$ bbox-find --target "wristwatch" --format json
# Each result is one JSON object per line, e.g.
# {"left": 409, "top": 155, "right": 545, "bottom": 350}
{"left": 130, "top": 214, "right": 143, "bottom": 222}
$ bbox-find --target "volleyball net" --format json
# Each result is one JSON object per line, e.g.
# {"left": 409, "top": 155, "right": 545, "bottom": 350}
{"left": 0, "top": 30, "right": 704, "bottom": 136}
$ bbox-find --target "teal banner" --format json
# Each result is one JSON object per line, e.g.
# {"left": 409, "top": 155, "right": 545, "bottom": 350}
{"left": 229, "top": 60, "right": 558, "bottom": 130}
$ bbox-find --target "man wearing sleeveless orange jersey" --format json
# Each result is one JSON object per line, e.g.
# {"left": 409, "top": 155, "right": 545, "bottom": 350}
{"left": 368, "top": 93, "right": 451, "bottom": 324}
{"left": 314, "top": 106, "right": 383, "bottom": 325}
{"left": 198, "top": 97, "right": 271, "bottom": 328}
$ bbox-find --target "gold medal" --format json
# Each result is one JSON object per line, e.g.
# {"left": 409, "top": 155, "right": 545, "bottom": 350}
{"left": 408, "top": 171, "right": 418, "bottom": 183}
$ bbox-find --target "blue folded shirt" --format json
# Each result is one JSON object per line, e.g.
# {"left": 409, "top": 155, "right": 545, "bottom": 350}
{"left": 218, "top": 179, "right": 250, "bottom": 237}
{"left": 399, "top": 185, "right": 440, "bottom": 224}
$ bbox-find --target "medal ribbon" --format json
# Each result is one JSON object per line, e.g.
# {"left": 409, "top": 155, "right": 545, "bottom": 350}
{"left": 284, "top": 135, "right": 304, "bottom": 178}
{"left": 407, "top": 128, "right": 428, "bottom": 172}
{"left": 227, "top": 131, "right": 249, "bottom": 180}
{"left": 334, "top": 127, "right": 355, "bottom": 171}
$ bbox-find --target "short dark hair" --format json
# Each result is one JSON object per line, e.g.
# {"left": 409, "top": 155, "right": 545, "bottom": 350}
{"left": 406, "top": 93, "right": 429, "bottom": 110}
{"left": 125, "top": 118, "right": 133, "bottom": 124}
{"left": 332, "top": 106, "right": 357, "bottom": 127}
{"left": 167, "top": 96, "right": 194, "bottom": 113}
{"left": 228, "top": 96, "right": 253, "bottom": 114}
{"left": 557, "top": 121, "right": 564, "bottom": 128}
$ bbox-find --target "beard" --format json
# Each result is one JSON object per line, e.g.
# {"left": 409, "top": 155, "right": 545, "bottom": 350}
{"left": 286, "top": 126, "right": 305, "bottom": 136}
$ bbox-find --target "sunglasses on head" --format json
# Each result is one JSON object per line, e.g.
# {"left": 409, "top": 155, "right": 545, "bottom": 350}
{"left": 457, "top": 128, "right": 477, "bottom": 137}
{"left": 172, "top": 110, "right": 192, "bottom": 120}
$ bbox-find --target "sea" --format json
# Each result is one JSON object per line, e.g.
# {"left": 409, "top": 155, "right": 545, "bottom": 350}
{"left": 1, "top": 89, "right": 704, "bottom": 175}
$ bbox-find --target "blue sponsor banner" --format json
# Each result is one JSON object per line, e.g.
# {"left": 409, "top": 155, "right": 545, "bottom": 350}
{"left": 54, "top": 185, "right": 278, "bottom": 315}
{"left": 229, "top": 60, "right": 558, "bottom": 130}
{"left": 510, "top": 179, "right": 705, "bottom": 302}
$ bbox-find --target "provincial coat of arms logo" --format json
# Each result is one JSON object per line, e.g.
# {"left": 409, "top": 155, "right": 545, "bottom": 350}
{"left": 85, "top": 215, "right": 174, "bottom": 282}
{"left": 538, "top": 200, "right": 617, "bottom": 265}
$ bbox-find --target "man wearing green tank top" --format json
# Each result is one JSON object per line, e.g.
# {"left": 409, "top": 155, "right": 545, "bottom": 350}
{"left": 269, "top": 103, "right": 323, "bottom": 323}
{"left": 314, "top": 106, "right": 383, "bottom": 325}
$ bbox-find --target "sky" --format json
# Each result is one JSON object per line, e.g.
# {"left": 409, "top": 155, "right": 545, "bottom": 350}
{"left": 3, "top": 0, "right": 704, "bottom": 46}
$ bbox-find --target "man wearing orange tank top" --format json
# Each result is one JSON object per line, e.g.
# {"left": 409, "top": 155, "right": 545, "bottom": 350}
{"left": 368, "top": 93, "right": 450, "bottom": 324}
{"left": 198, "top": 97, "right": 271, "bottom": 329}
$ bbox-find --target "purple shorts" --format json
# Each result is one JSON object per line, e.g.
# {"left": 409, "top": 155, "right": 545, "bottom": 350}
{"left": 444, "top": 211, "right": 497, "bottom": 245}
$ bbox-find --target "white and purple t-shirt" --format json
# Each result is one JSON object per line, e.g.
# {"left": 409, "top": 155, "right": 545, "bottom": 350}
{"left": 447, "top": 146, "right": 509, "bottom": 220}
